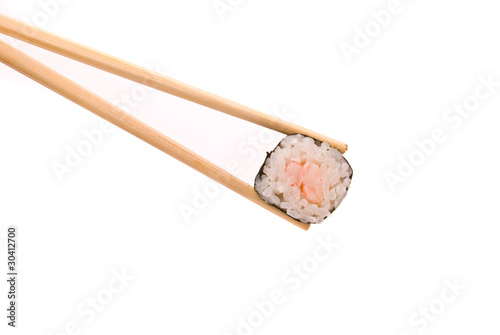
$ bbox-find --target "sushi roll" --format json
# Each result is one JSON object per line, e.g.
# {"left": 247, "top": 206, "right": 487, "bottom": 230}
{"left": 254, "top": 134, "right": 352, "bottom": 224}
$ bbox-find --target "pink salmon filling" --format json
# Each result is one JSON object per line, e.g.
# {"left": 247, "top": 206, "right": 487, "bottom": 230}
{"left": 285, "top": 161, "right": 324, "bottom": 205}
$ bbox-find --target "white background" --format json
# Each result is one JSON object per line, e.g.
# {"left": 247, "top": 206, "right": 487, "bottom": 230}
{"left": 1, "top": 0, "right": 500, "bottom": 334}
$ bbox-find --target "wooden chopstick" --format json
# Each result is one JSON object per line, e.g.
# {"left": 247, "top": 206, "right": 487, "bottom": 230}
{"left": 0, "top": 13, "right": 347, "bottom": 153}
{"left": 0, "top": 39, "right": 310, "bottom": 231}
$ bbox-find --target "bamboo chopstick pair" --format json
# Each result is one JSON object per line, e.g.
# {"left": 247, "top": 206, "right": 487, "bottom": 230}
{"left": 0, "top": 13, "right": 347, "bottom": 231}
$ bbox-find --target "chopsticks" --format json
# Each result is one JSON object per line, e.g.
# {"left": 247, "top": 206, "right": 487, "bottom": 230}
{"left": 0, "top": 39, "right": 310, "bottom": 230}
{"left": 0, "top": 14, "right": 347, "bottom": 154}
{"left": 0, "top": 14, "right": 347, "bottom": 230}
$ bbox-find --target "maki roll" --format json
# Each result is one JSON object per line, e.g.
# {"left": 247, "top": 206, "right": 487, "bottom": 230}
{"left": 254, "top": 134, "right": 352, "bottom": 224}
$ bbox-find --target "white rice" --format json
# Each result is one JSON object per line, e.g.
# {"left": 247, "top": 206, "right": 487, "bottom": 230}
{"left": 254, "top": 134, "right": 352, "bottom": 224}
